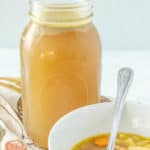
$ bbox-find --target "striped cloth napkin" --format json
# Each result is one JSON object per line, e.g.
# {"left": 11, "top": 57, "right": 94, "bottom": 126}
{"left": 0, "top": 78, "right": 42, "bottom": 150}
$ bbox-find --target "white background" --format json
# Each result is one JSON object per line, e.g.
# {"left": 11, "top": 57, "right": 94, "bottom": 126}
{"left": 0, "top": 0, "right": 150, "bottom": 101}
{"left": 0, "top": 0, "right": 150, "bottom": 50}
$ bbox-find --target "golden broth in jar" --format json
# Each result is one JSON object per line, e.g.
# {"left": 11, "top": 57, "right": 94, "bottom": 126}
{"left": 20, "top": 0, "right": 101, "bottom": 148}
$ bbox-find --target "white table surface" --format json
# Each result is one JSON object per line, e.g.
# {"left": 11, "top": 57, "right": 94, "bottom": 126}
{"left": 0, "top": 48, "right": 150, "bottom": 103}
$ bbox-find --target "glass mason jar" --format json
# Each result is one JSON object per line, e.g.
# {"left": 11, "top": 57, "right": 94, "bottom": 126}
{"left": 20, "top": 0, "right": 102, "bottom": 148}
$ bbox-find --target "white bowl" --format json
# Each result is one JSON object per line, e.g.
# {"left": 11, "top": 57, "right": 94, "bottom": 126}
{"left": 48, "top": 101, "right": 150, "bottom": 150}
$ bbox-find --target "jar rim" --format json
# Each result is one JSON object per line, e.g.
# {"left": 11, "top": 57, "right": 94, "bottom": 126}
{"left": 31, "top": 0, "right": 92, "bottom": 7}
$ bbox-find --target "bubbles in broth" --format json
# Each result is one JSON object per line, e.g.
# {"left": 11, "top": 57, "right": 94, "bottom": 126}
{"left": 72, "top": 133, "right": 150, "bottom": 150}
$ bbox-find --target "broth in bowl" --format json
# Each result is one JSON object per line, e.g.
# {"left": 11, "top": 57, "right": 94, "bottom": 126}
{"left": 49, "top": 102, "right": 150, "bottom": 150}
{"left": 73, "top": 133, "right": 150, "bottom": 150}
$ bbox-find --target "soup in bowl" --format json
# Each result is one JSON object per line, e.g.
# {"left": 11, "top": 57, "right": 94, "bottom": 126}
{"left": 49, "top": 101, "right": 150, "bottom": 150}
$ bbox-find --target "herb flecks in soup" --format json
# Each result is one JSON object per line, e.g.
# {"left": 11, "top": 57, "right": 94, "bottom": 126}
{"left": 72, "top": 133, "right": 150, "bottom": 150}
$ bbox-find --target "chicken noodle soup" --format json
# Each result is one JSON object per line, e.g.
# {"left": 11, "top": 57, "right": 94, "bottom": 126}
{"left": 73, "top": 133, "right": 150, "bottom": 150}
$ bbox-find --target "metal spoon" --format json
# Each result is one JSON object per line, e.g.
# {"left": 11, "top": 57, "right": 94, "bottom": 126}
{"left": 107, "top": 68, "right": 134, "bottom": 150}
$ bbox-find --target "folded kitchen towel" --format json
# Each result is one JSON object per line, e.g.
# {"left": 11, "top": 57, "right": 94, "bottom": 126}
{"left": 0, "top": 78, "right": 42, "bottom": 150}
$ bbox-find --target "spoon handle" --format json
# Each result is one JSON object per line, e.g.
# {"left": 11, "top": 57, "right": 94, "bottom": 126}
{"left": 107, "top": 68, "right": 134, "bottom": 150}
